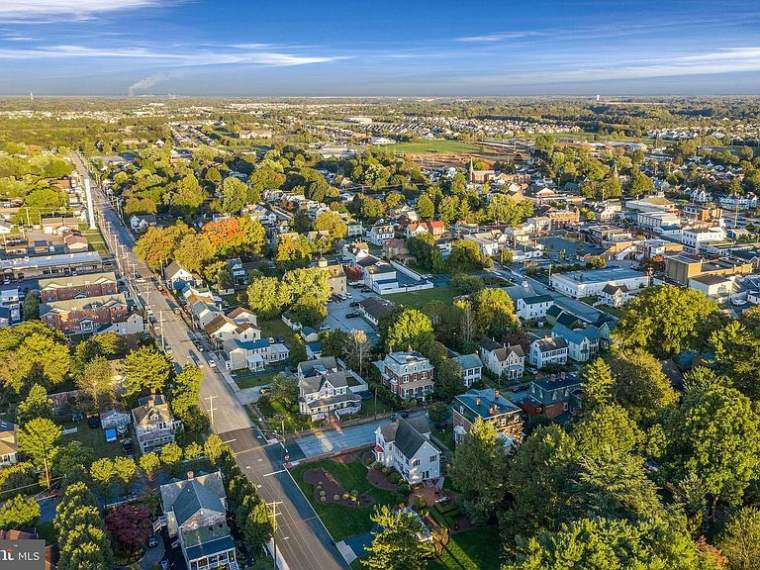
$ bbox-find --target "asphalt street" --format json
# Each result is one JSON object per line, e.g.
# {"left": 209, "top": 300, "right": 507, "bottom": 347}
{"left": 72, "top": 153, "right": 349, "bottom": 570}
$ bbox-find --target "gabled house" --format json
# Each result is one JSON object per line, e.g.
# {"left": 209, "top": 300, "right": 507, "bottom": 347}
{"left": 165, "top": 261, "right": 198, "bottom": 290}
{"left": 40, "top": 293, "right": 141, "bottom": 336}
{"left": 0, "top": 420, "right": 18, "bottom": 467}
{"left": 223, "top": 338, "right": 290, "bottom": 371}
{"left": 600, "top": 284, "right": 631, "bottom": 308}
{"left": 452, "top": 389, "right": 523, "bottom": 446}
{"left": 225, "top": 257, "right": 247, "bottom": 286}
{"left": 160, "top": 471, "right": 237, "bottom": 570}
{"left": 297, "top": 357, "right": 362, "bottom": 421}
{"left": 528, "top": 336, "right": 568, "bottom": 369}
{"left": 451, "top": 353, "right": 483, "bottom": 387}
{"left": 131, "top": 394, "right": 182, "bottom": 453}
{"left": 522, "top": 373, "right": 582, "bottom": 420}
{"left": 204, "top": 311, "right": 261, "bottom": 348}
{"left": 551, "top": 324, "right": 599, "bottom": 363}
{"left": 375, "top": 351, "right": 435, "bottom": 401}
{"left": 515, "top": 294, "right": 554, "bottom": 321}
{"left": 374, "top": 415, "right": 441, "bottom": 484}
{"left": 357, "top": 297, "right": 395, "bottom": 328}
{"left": 404, "top": 220, "right": 446, "bottom": 240}
{"left": 479, "top": 338, "right": 525, "bottom": 380}
{"left": 367, "top": 221, "right": 396, "bottom": 246}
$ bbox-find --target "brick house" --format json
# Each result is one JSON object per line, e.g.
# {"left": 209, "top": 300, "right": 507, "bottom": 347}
{"left": 375, "top": 351, "right": 435, "bottom": 401}
{"left": 40, "top": 293, "right": 131, "bottom": 335}
{"left": 452, "top": 388, "right": 524, "bottom": 446}
{"left": 38, "top": 271, "right": 118, "bottom": 303}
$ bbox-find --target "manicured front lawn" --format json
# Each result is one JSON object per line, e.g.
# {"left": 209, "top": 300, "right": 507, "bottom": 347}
{"left": 233, "top": 369, "right": 279, "bottom": 389}
{"left": 290, "top": 457, "right": 404, "bottom": 541}
{"left": 257, "top": 397, "right": 311, "bottom": 433}
{"left": 260, "top": 318, "right": 296, "bottom": 342}
{"left": 78, "top": 226, "right": 109, "bottom": 255}
{"left": 429, "top": 527, "right": 502, "bottom": 570}
{"left": 386, "top": 286, "right": 456, "bottom": 310}
{"left": 597, "top": 304, "right": 623, "bottom": 318}
{"left": 353, "top": 396, "right": 394, "bottom": 420}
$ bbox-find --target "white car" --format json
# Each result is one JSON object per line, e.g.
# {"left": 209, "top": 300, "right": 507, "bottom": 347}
{"left": 208, "top": 358, "right": 216, "bottom": 368}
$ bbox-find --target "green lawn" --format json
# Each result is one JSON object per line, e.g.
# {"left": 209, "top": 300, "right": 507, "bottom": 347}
{"left": 290, "top": 457, "right": 404, "bottom": 541}
{"left": 384, "top": 139, "right": 482, "bottom": 155}
{"left": 61, "top": 421, "right": 123, "bottom": 458}
{"left": 597, "top": 304, "right": 623, "bottom": 318}
{"left": 78, "top": 224, "right": 109, "bottom": 255}
{"left": 429, "top": 527, "right": 502, "bottom": 570}
{"left": 257, "top": 397, "right": 311, "bottom": 433}
{"left": 386, "top": 286, "right": 456, "bottom": 310}
{"left": 260, "top": 318, "right": 298, "bottom": 344}
{"left": 233, "top": 369, "right": 280, "bottom": 389}
{"left": 354, "top": 396, "right": 394, "bottom": 420}
{"left": 431, "top": 428, "right": 455, "bottom": 452}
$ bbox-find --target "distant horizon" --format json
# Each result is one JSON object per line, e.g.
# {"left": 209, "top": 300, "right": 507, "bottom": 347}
{"left": 1, "top": 0, "right": 760, "bottom": 96}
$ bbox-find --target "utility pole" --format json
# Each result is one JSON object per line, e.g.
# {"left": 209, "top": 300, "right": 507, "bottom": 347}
{"left": 159, "top": 310, "right": 165, "bottom": 351}
{"left": 205, "top": 394, "right": 217, "bottom": 429}
{"left": 268, "top": 500, "right": 283, "bottom": 570}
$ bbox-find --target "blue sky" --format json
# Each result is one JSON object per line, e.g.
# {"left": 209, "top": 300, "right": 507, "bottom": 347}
{"left": 1, "top": 0, "right": 760, "bottom": 95}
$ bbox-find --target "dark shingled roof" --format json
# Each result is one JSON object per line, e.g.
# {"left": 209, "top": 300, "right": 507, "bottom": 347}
{"left": 380, "top": 415, "right": 433, "bottom": 459}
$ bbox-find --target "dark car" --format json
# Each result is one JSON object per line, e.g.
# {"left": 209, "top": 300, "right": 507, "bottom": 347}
{"left": 349, "top": 301, "right": 359, "bottom": 307}
{"left": 122, "top": 438, "right": 135, "bottom": 454}
{"left": 345, "top": 312, "right": 359, "bottom": 318}
{"left": 147, "top": 535, "right": 160, "bottom": 548}
{"left": 86, "top": 415, "right": 101, "bottom": 429}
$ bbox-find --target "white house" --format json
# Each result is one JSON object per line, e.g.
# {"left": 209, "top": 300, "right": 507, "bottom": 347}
{"left": 451, "top": 353, "right": 483, "bottom": 387}
{"left": 131, "top": 395, "right": 182, "bottom": 453}
{"left": 479, "top": 338, "right": 525, "bottom": 380}
{"left": 297, "top": 357, "right": 362, "bottom": 421}
{"left": 599, "top": 284, "right": 632, "bottom": 308}
{"left": 223, "top": 338, "right": 290, "bottom": 371}
{"left": 0, "top": 420, "right": 18, "bottom": 467}
{"left": 367, "top": 221, "right": 396, "bottom": 246}
{"left": 165, "top": 261, "right": 198, "bottom": 289}
{"left": 551, "top": 324, "right": 599, "bottom": 363}
{"left": 528, "top": 336, "right": 569, "bottom": 369}
{"left": 516, "top": 294, "right": 554, "bottom": 320}
{"left": 374, "top": 415, "right": 441, "bottom": 485}
{"left": 681, "top": 226, "right": 727, "bottom": 250}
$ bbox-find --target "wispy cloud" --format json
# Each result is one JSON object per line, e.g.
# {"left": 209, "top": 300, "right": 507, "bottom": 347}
{"left": 128, "top": 71, "right": 183, "bottom": 96}
{"left": 462, "top": 46, "right": 760, "bottom": 86}
{"left": 0, "top": 43, "right": 348, "bottom": 66}
{"left": 456, "top": 31, "right": 542, "bottom": 43}
{"left": 0, "top": 0, "right": 169, "bottom": 22}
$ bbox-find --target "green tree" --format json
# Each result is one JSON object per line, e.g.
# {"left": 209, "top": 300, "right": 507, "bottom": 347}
{"left": 22, "top": 291, "right": 39, "bottom": 320}
{"left": 473, "top": 288, "right": 518, "bottom": 339}
{"left": 433, "top": 358, "right": 466, "bottom": 402}
{"left": 243, "top": 501, "right": 273, "bottom": 551}
{"left": 720, "top": 507, "right": 760, "bottom": 570}
{"left": 447, "top": 240, "right": 488, "bottom": 272}
{"left": 221, "top": 176, "right": 249, "bottom": 213}
{"left": 269, "top": 373, "right": 299, "bottom": 408}
{"left": 0, "top": 495, "right": 40, "bottom": 530}
{"left": 89, "top": 458, "right": 116, "bottom": 496}
{"left": 18, "top": 417, "right": 61, "bottom": 488}
{"left": 614, "top": 285, "right": 721, "bottom": 357}
{"left": 113, "top": 456, "right": 137, "bottom": 488}
{"left": 172, "top": 173, "right": 208, "bottom": 211}
{"left": 134, "top": 222, "right": 194, "bottom": 270}
{"left": 174, "top": 233, "right": 216, "bottom": 275}
{"left": 626, "top": 169, "right": 655, "bottom": 195}
{"left": 76, "top": 356, "right": 114, "bottom": 411}
{"left": 662, "top": 384, "right": 760, "bottom": 511}
{"left": 710, "top": 320, "right": 760, "bottom": 400}
{"left": 449, "top": 418, "right": 510, "bottom": 522}
{"left": 609, "top": 350, "right": 678, "bottom": 424}
{"left": 246, "top": 276, "right": 289, "bottom": 318}
{"left": 581, "top": 357, "right": 614, "bottom": 411}
{"left": 55, "top": 482, "right": 113, "bottom": 570}
{"left": 17, "top": 383, "right": 53, "bottom": 423}
{"left": 276, "top": 234, "right": 314, "bottom": 269}
{"left": 363, "top": 505, "right": 429, "bottom": 570}
{"left": 382, "top": 307, "right": 436, "bottom": 355}
{"left": 160, "top": 442, "right": 183, "bottom": 472}
{"left": 415, "top": 194, "right": 435, "bottom": 219}
{"left": 122, "top": 346, "right": 171, "bottom": 396}
{"left": 503, "top": 515, "right": 716, "bottom": 570}
{"left": 54, "top": 441, "right": 95, "bottom": 477}
{"left": 572, "top": 404, "right": 642, "bottom": 459}
{"left": 313, "top": 211, "right": 348, "bottom": 240}
{"left": 139, "top": 452, "right": 161, "bottom": 480}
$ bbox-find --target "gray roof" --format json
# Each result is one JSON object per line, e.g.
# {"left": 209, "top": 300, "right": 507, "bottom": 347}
{"left": 521, "top": 294, "right": 553, "bottom": 305}
{"left": 300, "top": 370, "right": 350, "bottom": 396}
{"left": 534, "top": 336, "right": 568, "bottom": 352}
{"left": 380, "top": 415, "right": 434, "bottom": 459}
{"left": 452, "top": 353, "right": 483, "bottom": 371}
{"left": 0, "top": 251, "right": 101, "bottom": 271}
{"left": 160, "top": 471, "right": 226, "bottom": 527}
{"left": 298, "top": 356, "right": 339, "bottom": 378}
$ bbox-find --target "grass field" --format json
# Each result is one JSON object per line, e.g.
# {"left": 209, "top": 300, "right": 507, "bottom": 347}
{"left": 291, "top": 457, "right": 404, "bottom": 541}
{"left": 429, "top": 527, "right": 502, "bottom": 570}
{"left": 79, "top": 226, "right": 109, "bottom": 255}
{"left": 62, "top": 421, "right": 123, "bottom": 458}
{"left": 386, "top": 285, "right": 456, "bottom": 310}
{"left": 383, "top": 139, "right": 482, "bottom": 155}
{"left": 233, "top": 369, "right": 280, "bottom": 389}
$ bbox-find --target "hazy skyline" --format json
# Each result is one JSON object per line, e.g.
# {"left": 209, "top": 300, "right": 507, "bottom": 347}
{"left": 1, "top": 0, "right": 760, "bottom": 96}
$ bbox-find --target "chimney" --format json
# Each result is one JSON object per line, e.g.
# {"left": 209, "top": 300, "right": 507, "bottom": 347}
{"left": 475, "top": 398, "right": 481, "bottom": 407}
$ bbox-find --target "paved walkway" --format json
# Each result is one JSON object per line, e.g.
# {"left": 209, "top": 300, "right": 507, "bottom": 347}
{"left": 293, "top": 419, "right": 386, "bottom": 458}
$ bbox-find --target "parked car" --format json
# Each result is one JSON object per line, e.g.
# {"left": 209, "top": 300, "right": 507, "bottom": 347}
{"left": 349, "top": 301, "right": 359, "bottom": 307}
{"left": 86, "top": 415, "right": 101, "bottom": 429}
{"left": 147, "top": 535, "right": 160, "bottom": 548}
{"left": 345, "top": 312, "right": 359, "bottom": 318}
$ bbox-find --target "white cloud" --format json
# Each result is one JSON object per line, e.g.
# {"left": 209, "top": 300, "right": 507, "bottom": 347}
{"left": 0, "top": 0, "right": 166, "bottom": 22}
{"left": 0, "top": 43, "right": 349, "bottom": 67}
{"left": 456, "top": 31, "right": 541, "bottom": 43}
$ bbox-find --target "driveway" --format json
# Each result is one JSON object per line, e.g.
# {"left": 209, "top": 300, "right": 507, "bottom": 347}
{"left": 293, "top": 419, "right": 386, "bottom": 458}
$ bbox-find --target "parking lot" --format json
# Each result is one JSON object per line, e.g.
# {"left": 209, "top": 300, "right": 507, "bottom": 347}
{"left": 323, "top": 286, "right": 379, "bottom": 344}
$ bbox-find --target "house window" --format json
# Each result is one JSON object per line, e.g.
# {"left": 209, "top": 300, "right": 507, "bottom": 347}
{"left": 412, "top": 459, "right": 420, "bottom": 467}
{"left": 429, "top": 455, "right": 437, "bottom": 463}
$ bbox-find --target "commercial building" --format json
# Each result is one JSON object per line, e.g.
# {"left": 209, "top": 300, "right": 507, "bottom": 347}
{"left": 549, "top": 266, "right": 650, "bottom": 298}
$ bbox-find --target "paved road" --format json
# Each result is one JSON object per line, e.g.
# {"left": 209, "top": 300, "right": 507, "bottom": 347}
{"left": 72, "top": 153, "right": 348, "bottom": 570}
